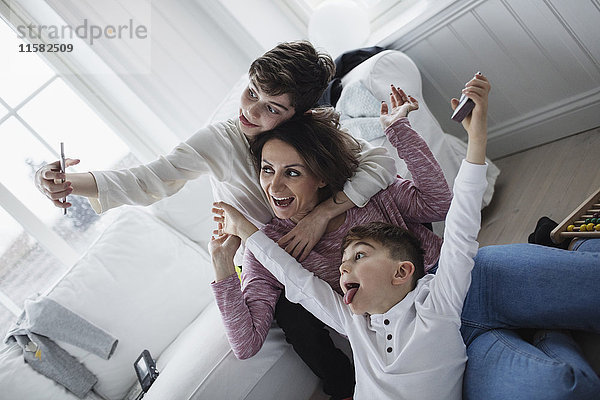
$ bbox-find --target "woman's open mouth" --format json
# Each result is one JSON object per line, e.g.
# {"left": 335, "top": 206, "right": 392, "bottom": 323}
{"left": 271, "top": 195, "right": 294, "bottom": 208}
{"left": 239, "top": 113, "right": 258, "bottom": 127}
{"left": 343, "top": 282, "right": 360, "bottom": 305}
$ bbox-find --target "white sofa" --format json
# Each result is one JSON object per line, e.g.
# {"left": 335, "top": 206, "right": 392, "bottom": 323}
{"left": 0, "top": 50, "right": 499, "bottom": 400}
{"left": 0, "top": 196, "right": 320, "bottom": 400}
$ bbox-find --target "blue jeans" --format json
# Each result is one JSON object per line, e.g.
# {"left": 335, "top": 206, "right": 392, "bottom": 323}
{"left": 461, "top": 241, "right": 600, "bottom": 400}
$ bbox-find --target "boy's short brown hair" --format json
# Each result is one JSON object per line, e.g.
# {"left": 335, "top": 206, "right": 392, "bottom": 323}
{"left": 248, "top": 41, "right": 335, "bottom": 114}
{"left": 341, "top": 222, "right": 426, "bottom": 285}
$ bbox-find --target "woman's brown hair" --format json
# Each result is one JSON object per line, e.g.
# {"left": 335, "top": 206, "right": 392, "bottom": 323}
{"left": 249, "top": 107, "right": 361, "bottom": 204}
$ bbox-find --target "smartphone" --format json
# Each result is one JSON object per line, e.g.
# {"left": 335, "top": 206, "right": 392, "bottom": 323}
{"left": 60, "top": 142, "right": 67, "bottom": 215}
{"left": 451, "top": 72, "right": 481, "bottom": 123}
{"left": 134, "top": 349, "right": 159, "bottom": 393}
{"left": 450, "top": 93, "right": 475, "bottom": 123}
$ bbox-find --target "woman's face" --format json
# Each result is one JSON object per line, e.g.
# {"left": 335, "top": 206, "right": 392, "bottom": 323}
{"left": 260, "top": 139, "right": 326, "bottom": 222}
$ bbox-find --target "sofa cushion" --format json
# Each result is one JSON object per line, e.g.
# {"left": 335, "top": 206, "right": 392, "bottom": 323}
{"left": 137, "top": 302, "right": 319, "bottom": 400}
{"left": 149, "top": 175, "right": 215, "bottom": 247}
{"left": 44, "top": 208, "right": 214, "bottom": 400}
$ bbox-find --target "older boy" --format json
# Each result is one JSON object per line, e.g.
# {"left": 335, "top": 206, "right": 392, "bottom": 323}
{"left": 212, "top": 73, "right": 491, "bottom": 399}
{"left": 35, "top": 40, "right": 396, "bottom": 258}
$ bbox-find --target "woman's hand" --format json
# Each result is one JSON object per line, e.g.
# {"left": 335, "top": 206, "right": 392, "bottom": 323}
{"left": 209, "top": 233, "right": 241, "bottom": 282}
{"left": 278, "top": 209, "right": 328, "bottom": 261}
{"left": 379, "top": 85, "right": 419, "bottom": 131}
{"left": 35, "top": 158, "right": 80, "bottom": 209}
{"left": 212, "top": 201, "right": 258, "bottom": 241}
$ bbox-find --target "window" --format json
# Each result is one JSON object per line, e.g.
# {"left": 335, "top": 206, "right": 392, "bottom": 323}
{"left": 0, "top": 18, "right": 140, "bottom": 334}
{"left": 281, "top": 0, "right": 414, "bottom": 31}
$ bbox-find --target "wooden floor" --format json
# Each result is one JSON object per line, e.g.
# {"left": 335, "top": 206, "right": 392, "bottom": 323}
{"left": 480, "top": 126, "right": 600, "bottom": 377}
{"left": 310, "top": 127, "right": 600, "bottom": 399}
{"left": 479, "top": 126, "right": 600, "bottom": 246}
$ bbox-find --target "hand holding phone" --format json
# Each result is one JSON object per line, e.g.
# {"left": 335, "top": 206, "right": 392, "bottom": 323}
{"left": 60, "top": 142, "right": 67, "bottom": 215}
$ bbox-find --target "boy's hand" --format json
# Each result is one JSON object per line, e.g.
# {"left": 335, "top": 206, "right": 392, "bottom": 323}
{"left": 278, "top": 209, "right": 328, "bottom": 261}
{"left": 451, "top": 73, "right": 490, "bottom": 140}
{"left": 35, "top": 158, "right": 80, "bottom": 208}
{"left": 212, "top": 201, "right": 258, "bottom": 241}
{"left": 452, "top": 73, "right": 490, "bottom": 165}
{"left": 379, "top": 85, "right": 419, "bottom": 131}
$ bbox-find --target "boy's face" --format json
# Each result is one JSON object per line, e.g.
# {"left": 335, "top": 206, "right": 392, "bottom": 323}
{"left": 238, "top": 81, "right": 295, "bottom": 138}
{"left": 339, "top": 239, "right": 405, "bottom": 315}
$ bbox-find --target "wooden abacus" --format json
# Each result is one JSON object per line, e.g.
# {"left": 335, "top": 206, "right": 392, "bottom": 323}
{"left": 551, "top": 186, "right": 600, "bottom": 244}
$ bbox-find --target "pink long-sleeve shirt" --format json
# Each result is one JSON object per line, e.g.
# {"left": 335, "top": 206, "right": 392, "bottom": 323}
{"left": 211, "top": 117, "right": 452, "bottom": 359}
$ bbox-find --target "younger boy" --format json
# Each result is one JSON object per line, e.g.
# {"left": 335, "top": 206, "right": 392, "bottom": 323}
{"left": 212, "top": 73, "right": 491, "bottom": 399}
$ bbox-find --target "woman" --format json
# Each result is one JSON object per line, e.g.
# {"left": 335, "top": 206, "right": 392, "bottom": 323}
{"left": 210, "top": 86, "right": 452, "bottom": 399}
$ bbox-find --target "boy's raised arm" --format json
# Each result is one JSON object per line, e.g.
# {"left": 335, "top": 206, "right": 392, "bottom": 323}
{"left": 35, "top": 124, "right": 233, "bottom": 214}
{"left": 35, "top": 158, "right": 97, "bottom": 210}
{"left": 429, "top": 74, "right": 491, "bottom": 316}
{"left": 458, "top": 74, "right": 489, "bottom": 166}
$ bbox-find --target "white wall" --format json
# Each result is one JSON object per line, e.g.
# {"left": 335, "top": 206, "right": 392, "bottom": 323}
{"left": 379, "top": 0, "right": 600, "bottom": 159}
{"left": 210, "top": 0, "right": 600, "bottom": 159}
{"left": 210, "top": 0, "right": 305, "bottom": 52}
{"left": 240, "top": 0, "right": 600, "bottom": 159}
{"left": 14, "top": 0, "right": 598, "bottom": 159}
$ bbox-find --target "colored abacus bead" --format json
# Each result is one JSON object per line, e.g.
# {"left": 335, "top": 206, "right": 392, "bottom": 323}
{"left": 567, "top": 225, "right": 575, "bottom": 232}
{"left": 587, "top": 223, "right": 595, "bottom": 231}
{"left": 585, "top": 218, "right": 592, "bottom": 224}
{"left": 595, "top": 224, "right": 600, "bottom": 231}
{"left": 580, "top": 224, "right": 587, "bottom": 232}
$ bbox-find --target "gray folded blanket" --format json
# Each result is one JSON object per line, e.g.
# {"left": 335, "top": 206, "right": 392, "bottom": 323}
{"left": 5, "top": 297, "right": 118, "bottom": 398}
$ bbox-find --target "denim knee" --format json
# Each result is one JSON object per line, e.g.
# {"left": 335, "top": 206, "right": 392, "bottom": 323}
{"left": 463, "top": 329, "right": 600, "bottom": 400}
{"left": 572, "top": 238, "right": 600, "bottom": 253}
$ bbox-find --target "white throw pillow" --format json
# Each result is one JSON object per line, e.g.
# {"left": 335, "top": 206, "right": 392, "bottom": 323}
{"left": 150, "top": 175, "right": 214, "bottom": 247}
{"left": 44, "top": 208, "right": 214, "bottom": 400}
{"left": 339, "top": 50, "right": 500, "bottom": 207}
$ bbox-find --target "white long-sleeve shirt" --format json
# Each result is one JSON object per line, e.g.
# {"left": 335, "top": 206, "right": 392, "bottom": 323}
{"left": 246, "top": 160, "right": 488, "bottom": 400}
{"left": 211, "top": 118, "right": 452, "bottom": 360}
{"left": 88, "top": 119, "right": 396, "bottom": 228}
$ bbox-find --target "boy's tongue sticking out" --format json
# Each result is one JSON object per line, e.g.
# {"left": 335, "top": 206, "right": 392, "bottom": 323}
{"left": 344, "top": 283, "right": 360, "bottom": 304}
